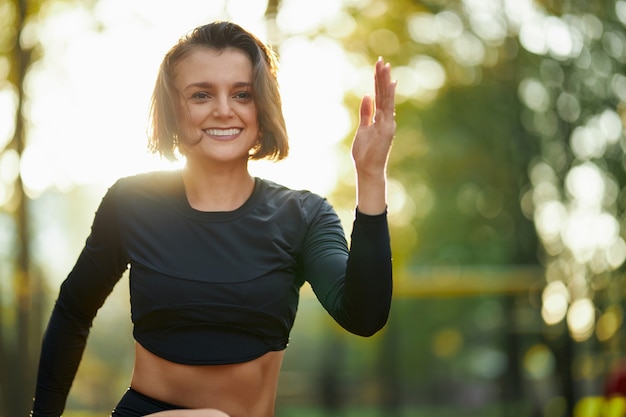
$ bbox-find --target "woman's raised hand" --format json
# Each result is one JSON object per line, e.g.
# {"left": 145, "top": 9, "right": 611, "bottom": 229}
{"left": 351, "top": 57, "right": 397, "bottom": 215}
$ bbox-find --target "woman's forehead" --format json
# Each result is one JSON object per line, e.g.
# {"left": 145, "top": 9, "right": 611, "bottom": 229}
{"left": 174, "top": 47, "right": 253, "bottom": 83}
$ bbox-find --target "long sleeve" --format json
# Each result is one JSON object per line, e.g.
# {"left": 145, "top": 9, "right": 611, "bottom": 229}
{"left": 302, "top": 204, "right": 392, "bottom": 336}
{"left": 31, "top": 183, "right": 129, "bottom": 417}
{"left": 343, "top": 209, "right": 393, "bottom": 335}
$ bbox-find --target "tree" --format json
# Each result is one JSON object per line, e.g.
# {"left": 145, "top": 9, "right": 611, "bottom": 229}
{"left": 330, "top": 0, "right": 625, "bottom": 413}
{"left": 0, "top": 1, "right": 88, "bottom": 415}
{"left": 0, "top": 1, "right": 41, "bottom": 415}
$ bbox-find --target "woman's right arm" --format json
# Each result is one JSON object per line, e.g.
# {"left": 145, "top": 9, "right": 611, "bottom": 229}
{"left": 31, "top": 183, "right": 129, "bottom": 417}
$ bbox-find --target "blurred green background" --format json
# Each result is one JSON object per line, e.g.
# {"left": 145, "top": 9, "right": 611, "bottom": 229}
{"left": 2, "top": 0, "right": 626, "bottom": 416}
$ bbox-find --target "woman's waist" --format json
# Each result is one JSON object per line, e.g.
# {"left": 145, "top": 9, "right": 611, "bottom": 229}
{"left": 130, "top": 342, "right": 284, "bottom": 414}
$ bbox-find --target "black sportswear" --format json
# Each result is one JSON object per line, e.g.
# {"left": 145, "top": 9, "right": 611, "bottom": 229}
{"left": 31, "top": 170, "right": 392, "bottom": 417}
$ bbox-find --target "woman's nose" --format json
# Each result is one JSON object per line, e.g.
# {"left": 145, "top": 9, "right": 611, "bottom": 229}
{"left": 213, "top": 96, "right": 234, "bottom": 118}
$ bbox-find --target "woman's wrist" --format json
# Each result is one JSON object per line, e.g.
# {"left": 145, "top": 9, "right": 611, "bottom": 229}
{"left": 356, "top": 175, "right": 387, "bottom": 215}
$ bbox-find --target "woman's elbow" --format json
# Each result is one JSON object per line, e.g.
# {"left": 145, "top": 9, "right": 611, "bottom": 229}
{"left": 349, "top": 316, "right": 389, "bottom": 337}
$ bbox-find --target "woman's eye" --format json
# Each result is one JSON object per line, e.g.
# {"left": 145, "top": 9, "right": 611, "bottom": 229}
{"left": 191, "top": 92, "right": 210, "bottom": 100}
{"left": 234, "top": 91, "right": 252, "bottom": 100}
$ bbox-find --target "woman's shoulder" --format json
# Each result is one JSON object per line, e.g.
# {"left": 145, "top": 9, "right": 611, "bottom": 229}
{"left": 105, "top": 170, "right": 183, "bottom": 208}
{"left": 256, "top": 178, "right": 336, "bottom": 220}
{"left": 115, "top": 169, "right": 180, "bottom": 187}
{"left": 109, "top": 170, "right": 180, "bottom": 193}
{"left": 257, "top": 177, "right": 324, "bottom": 203}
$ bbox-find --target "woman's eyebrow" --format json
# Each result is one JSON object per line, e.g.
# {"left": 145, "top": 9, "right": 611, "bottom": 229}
{"left": 183, "top": 81, "right": 252, "bottom": 91}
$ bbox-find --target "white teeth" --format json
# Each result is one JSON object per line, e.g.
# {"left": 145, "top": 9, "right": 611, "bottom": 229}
{"left": 204, "top": 128, "right": 241, "bottom": 136}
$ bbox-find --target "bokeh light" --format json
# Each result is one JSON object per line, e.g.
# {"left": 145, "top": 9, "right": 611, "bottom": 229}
{"left": 567, "top": 298, "right": 595, "bottom": 341}
{"left": 542, "top": 280, "right": 569, "bottom": 325}
{"left": 432, "top": 328, "right": 463, "bottom": 359}
{"left": 596, "top": 305, "right": 623, "bottom": 342}
{"left": 523, "top": 344, "right": 555, "bottom": 380}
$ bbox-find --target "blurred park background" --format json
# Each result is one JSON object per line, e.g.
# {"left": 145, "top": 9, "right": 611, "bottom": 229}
{"left": 2, "top": 0, "right": 626, "bottom": 416}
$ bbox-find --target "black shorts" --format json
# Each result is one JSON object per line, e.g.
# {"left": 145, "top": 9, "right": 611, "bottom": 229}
{"left": 111, "top": 387, "right": 185, "bottom": 417}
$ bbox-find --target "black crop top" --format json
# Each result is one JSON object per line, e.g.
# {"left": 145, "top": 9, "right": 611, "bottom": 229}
{"left": 32, "top": 170, "right": 392, "bottom": 417}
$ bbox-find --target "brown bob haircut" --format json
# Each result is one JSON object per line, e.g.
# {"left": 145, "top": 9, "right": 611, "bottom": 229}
{"left": 148, "top": 21, "right": 289, "bottom": 161}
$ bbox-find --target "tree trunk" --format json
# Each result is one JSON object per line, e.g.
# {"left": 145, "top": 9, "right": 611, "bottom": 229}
{"left": 0, "top": 0, "right": 40, "bottom": 416}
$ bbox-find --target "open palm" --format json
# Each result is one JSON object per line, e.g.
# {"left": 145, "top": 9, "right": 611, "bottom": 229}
{"left": 351, "top": 57, "right": 397, "bottom": 179}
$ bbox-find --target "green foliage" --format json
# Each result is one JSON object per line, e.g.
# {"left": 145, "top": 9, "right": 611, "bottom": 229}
{"left": 395, "top": 80, "right": 538, "bottom": 266}
{"left": 328, "top": 0, "right": 626, "bottom": 414}
{"left": 332, "top": 0, "right": 541, "bottom": 270}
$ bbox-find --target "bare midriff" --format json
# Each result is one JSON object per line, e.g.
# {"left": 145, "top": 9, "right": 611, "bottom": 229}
{"left": 130, "top": 343, "right": 285, "bottom": 417}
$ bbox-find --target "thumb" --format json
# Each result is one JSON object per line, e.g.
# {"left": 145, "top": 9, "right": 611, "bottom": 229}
{"left": 358, "top": 94, "right": 374, "bottom": 128}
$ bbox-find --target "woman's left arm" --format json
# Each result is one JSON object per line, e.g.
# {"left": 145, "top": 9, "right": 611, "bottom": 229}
{"left": 340, "top": 57, "right": 396, "bottom": 334}
{"left": 351, "top": 57, "right": 397, "bottom": 215}
{"left": 303, "top": 58, "right": 395, "bottom": 336}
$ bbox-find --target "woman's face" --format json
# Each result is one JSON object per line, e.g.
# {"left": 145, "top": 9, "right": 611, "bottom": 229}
{"left": 173, "top": 47, "right": 259, "bottom": 165}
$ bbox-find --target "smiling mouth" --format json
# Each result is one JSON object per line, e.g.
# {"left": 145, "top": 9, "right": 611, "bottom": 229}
{"left": 204, "top": 128, "right": 242, "bottom": 137}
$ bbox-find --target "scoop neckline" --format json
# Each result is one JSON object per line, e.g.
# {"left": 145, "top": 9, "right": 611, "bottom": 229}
{"left": 172, "top": 171, "right": 264, "bottom": 222}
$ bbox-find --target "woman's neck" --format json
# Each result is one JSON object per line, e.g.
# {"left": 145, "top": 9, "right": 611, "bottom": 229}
{"left": 181, "top": 162, "right": 255, "bottom": 212}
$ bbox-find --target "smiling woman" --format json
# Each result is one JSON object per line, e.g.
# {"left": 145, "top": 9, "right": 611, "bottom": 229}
{"left": 30, "top": 20, "right": 395, "bottom": 417}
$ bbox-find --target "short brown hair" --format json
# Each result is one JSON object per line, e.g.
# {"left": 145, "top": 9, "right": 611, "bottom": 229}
{"left": 148, "top": 21, "right": 289, "bottom": 161}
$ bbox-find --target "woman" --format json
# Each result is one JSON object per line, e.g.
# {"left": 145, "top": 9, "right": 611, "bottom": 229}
{"left": 30, "top": 21, "right": 396, "bottom": 417}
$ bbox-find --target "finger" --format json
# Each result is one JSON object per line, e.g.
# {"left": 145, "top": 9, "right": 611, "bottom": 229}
{"left": 374, "top": 57, "right": 388, "bottom": 106}
{"left": 375, "top": 57, "right": 382, "bottom": 102}
{"left": 375, "top": 58, "right": 394, "bottom": 116}
{"left": 359, "top": 94, "right": 374, "bottom": 128}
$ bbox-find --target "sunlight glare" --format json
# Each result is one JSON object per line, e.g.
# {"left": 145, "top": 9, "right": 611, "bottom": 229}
{"left": 276, "top": 0, "right": 343, "bottom": 34}
{"left": 252, "top": 34, "right": 352, "bottom": 194}
{"left": 323, "top": 11, "right": 357, "bottom": 38}
{"left": 21, "top": 1, "right": 351, "bottom": 198}
{"left": 226, "top": 0, "right": 268, "bottom": 25}
{"left": 95, "top": 0, "right": 228, "bottom": 31}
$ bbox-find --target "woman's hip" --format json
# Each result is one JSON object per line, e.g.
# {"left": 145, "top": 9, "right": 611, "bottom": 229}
{"left": 111, "top": 387, "right": 185, "bottom": 417}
